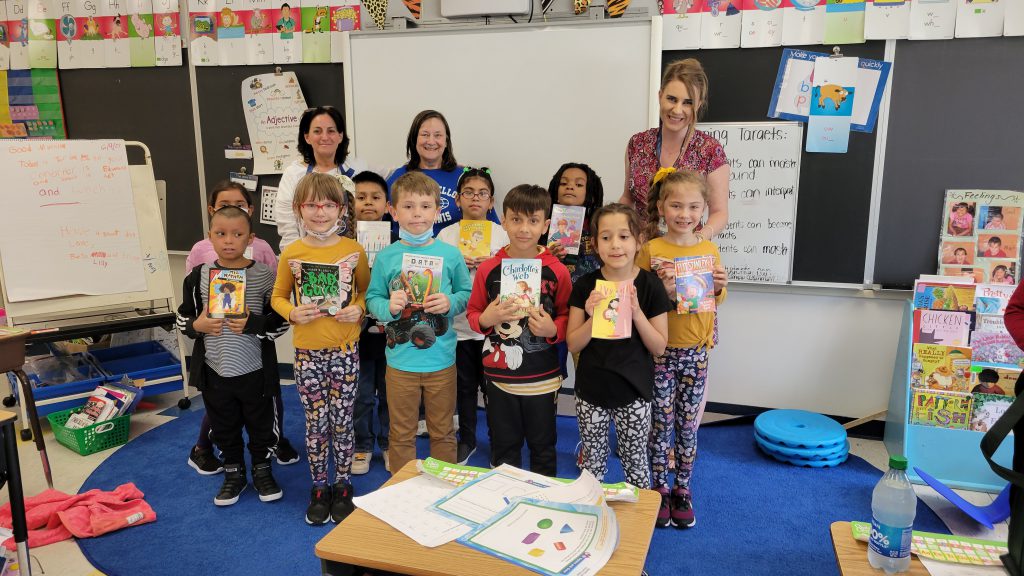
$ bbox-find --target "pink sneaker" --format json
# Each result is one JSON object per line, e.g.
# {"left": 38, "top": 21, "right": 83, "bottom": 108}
{"left": 671, "top": 487, "right": 696, "bottom": 529}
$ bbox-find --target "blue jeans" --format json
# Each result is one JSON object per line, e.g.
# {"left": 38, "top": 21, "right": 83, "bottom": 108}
{"left": 353, "top": 354, "right": 388, "bottom": 453}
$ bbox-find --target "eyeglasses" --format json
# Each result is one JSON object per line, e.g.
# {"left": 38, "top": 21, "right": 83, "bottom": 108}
{"left": 300, "top": 202, "right": 341, "bottom": 212}
{"left": 214, "top": 201, "right": 249, "bottom": 210}
{"left": 459, "top": 190, "right": 492, "bottom": 200}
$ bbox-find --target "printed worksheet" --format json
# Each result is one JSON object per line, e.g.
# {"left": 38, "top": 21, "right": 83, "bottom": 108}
{"left": 351, "top": 473, "right": 470, "bottom": 548}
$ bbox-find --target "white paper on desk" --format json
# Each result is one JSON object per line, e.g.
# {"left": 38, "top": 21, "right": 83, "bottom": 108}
{"left": 352, "top": 474, "right": 470, "bottom": 548}
{"left": 919, "top": 556, "right": 1010, "bottom": 576}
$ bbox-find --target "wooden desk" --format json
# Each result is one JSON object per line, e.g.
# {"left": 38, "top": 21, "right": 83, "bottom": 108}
{"left": 830, "top": 521, "right": 929, "bottom": 576}
{"left": 316, "top": 461, "right": 660, "bottom": 576}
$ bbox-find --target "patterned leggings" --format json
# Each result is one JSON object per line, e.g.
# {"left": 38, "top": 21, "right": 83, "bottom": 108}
{"left": 294, "top": 347, "right": 359, "bottom": 486}
{"left": 650, "top": 345, "right": 708, "bottom": 490}
{"left": 575, "top": 396, "right": 652, "bottom": 488}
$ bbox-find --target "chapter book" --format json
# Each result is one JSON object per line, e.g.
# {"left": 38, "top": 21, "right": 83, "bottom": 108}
{"left": 970, "top": 393, "right": 1016, "bottom": 433}
{"left": 356, "top": 221, "right": 391, "bottom": 267}
{"left": 969, "top": 330, "right": 1024, "bottom": 367}
{"left": 910, "top": 344, "right": 971, "bottom": 392}
{"left": 458, "top": 220, "right": 492, "bottom": 259}
{"left": 974, "top": 283, "right": 1015, "bottom": 315}
{"left": 300, "top": 262, "right": 350, "bottom": 315}
{"left": 912, "top": 310, "right": 973, "bottom": 346}
{"left": 499, "top": 258, "right": 542, "bottom": 319}
{"left": 674, "top": 255, "right": 716, "bottom": 314}
{"left": 548, "top": 204, "right": 586, "bottom": 256}
{"left": 401, "top": 254, "right": 443, "bottom": 305}
{"left": 592, "top": 279, "right": 632, "bottom": 339}
{"left": 910, "top": 388, "right": 973, "bottom": 430}
{"left": 208, "top": 268, "right": 247, "bottom": 318}
{"left": 913, "top": 281, "right": 976, "bottom": 311}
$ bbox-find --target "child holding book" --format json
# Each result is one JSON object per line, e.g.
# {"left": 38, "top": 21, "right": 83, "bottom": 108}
{"left": 437, "top": 167, "right": 510, "bottom": 464}
{"left": 184, "top": 180, "right": 299, "bottom": 476}
{"left": 176, "top": 206, "right": 290, "bottom": 506}
{"left": 366, "top": 172, "right": 473, "bottom": 475}
{"left": 566, "top": 204, "right": 670, "bottom": 488}
{"left": 638, "top": 168, "right": 728, "bottom": 529}
{"left": 271, "top": 172, "right": 370, "bottom": 525}
{"left": 467, "top": 185, "right": 571, "bottom": 476}
{"left": 545, "top": 163, "right": 604, "bottom": 283}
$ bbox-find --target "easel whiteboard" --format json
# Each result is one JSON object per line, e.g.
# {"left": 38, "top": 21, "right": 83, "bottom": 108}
{"left": 0, "top": 141, "right": 174, "bottom": 322}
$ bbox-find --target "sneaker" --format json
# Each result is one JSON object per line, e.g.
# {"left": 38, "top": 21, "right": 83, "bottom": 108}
{"left": 214, "top": 464, "right": 247, "bottom": 506}
{"left": 189, "top": 446, "right": 224, "bottom": 476}
{"left": 416, "top": 419, "right": 428, "bottom": 437}
{"left": 457, "top": 444, "right": 476, "bottom": 465}
{"left": 305, "top": 485, "right": 332, "bottom": 525}
{"left": 655, "top": 486, "right": 671, "bottom": 528}
{"left": 383, "top": 451, "right": 391, "bottom": 472}
{"left": 671, "top": 487, "right": 696, "bottom": 529}
{"left": 352, "top": 452, "right": 371, "bottom": 475}
{"left": 252, "top": 462, "right": 283, "bottom": 502}
{"left": 275, "top": 437, "right": 301, "bottom": 466}
{"left": 330, "top": 481, "right": 356, "bottom": 523}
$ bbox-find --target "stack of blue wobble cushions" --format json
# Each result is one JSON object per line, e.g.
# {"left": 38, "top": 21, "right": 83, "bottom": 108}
{"left": 754, "top": 409, "right": 849, "bottom": 468}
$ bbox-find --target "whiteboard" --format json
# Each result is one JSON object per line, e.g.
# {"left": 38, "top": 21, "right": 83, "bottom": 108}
{"left": 0, "top": 141, "right": 174, "bottom": 320}
{"left": 347, "top": 20, "right": 654, "bottom": 209}
{"left": 702, "top": 122, "right": 802, "bottom": 284}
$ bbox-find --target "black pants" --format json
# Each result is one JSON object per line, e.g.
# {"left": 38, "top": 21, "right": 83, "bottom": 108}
{"left": 485, "top": 382, "right": 558, "bottom": 476}
{"left": 202, "top": 367, "right": 277, "bottom": 467}
{"left": 456, "top": 339, "right": 487, "bottom": 449}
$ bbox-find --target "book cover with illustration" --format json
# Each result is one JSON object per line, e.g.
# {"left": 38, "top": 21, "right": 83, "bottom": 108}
{"left": 592, "top": 279, "right": 632, "bottom": 339}
{"left": 970, "top": 330, "right": 1024, "bottom": 367}
{"left": 910, "top": 343, "right": 972, "bottom": 392}
{"left": 548, "top": 204, "right": 586, "bottom": 256}
{"left": 970, "top": 393, "right": 1016, "bottom": 433}
{"left": 356, "top": 220, "right": 391, "bottom": 267}
{"left": 300, "top": 261, "right": 350, "bottom": 315}
{"left": 458, "top": 220, "right": 492, "bottom": 259}
{"left": 974, "top": 283, "right": 1015, "bottom": 315}
{"left": 499, "top": 258, "right": 542, "bottom": 318}
{"left": 401, "top": 254, "right": 443, "bottom": 305}
{"left": 913, "top": 281, "right": 976, "bottom": 311}
{"left": 208, "top": 268, "right": 246, "bottom": 318}
{"left": 912, "top": 309, "right": 973, "bottom": 346}
{"left": 910, "top": 388, "right": 973, "bottom": 430}
{"left": 975, "top": 314, "right": 1007, "bottom": 334}
{"left": 674, "top": 255, "right": 716, "bottom": 314}
{"left": 970, "top": 366, "right": 1018, "bottom": 396}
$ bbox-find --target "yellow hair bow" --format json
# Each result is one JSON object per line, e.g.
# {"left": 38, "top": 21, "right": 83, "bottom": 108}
{"left": 653, "top": 166, "right": 676, "bottom": 185}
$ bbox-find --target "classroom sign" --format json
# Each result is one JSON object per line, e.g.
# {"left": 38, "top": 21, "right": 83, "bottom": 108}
{"left": 241, "top": 70, "right": 308, "bottom": 174}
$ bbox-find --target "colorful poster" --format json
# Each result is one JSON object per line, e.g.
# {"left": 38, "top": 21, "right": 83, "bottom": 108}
{"left": 56, "top": 0, "right": 105, "bottom": 69}
{"left": 127, "top": 0, "right": 156, "bottom": 66}
{"left": 954, "top": 0, "right": 1005, "bottom": 37}
{"left": 909, "top": 0, "right": 956, "bottom": 38}
{"left": 245, "top": 0, "right": 274, "bottom": 64}
{"left": 189, "top": 0, "right": 218, "bottom": 65}
{"left": 241, "top": 71, "right": 308, "bottom": 174}
{"left": 101, "top": 0, "right": 130, "bottom": 67}
{"left": 939, "top": 190, "right": 1024, "bottom": 286}
{"left": 272, "top": 0, "right": 300, "bottom": 63}
{"left": 823, "top": 0, "right": 866, "bottom": 43}
{"left": 216, "top": 0, "right": 247, "bottom": 65}
{"left": 8, "top": 0, "right": 31, "bottom": 70}
{"left": 741, "top": 0, "right": 784, "bottom": 46}
{"left": 300, "top": 0, "right": 328, "bottom": 62}
{"left": 805, "top": 56, "right": 856, "bottom": 154}
{"left": 27, "top": 0, "right": 57, "bottom": 68}
{"left": 329, "top": 4, "right": 360, "bottom": 62}
{"left": 781, "top": 0, "right": 825, "bottom": 45}
{"left": 4, "top": 69, "right": 65, "bottom": 138}
{"left": 864, "top": 0, "right": 910, "bottom": 38}
{"left": 152, "top": 0, "right": 181, "bottom": 65}
{"left": 662, "top": 0, "right": 702, "bottom": 50}
{"left": 1007, "top": 0, "right": 1024, "bottom": 34}
{"left": 699, "top": 0, "right": 742, "bottom": 48}
{"left": 0, "top": 1, "right": 11, "bottom": 69}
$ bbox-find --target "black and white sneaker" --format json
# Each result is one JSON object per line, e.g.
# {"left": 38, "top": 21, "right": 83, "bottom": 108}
{"left": 305, "top": 485, "right": 332, "bottom": 525}
{"left": 214, "top": 464, "right": 246, "bottom": 506}
{"left": 330, "top": 481, "right": 355, "bottom": 524}
{"left": 275, "top": 437, "right": 301, "bottom": 466}
{"left": 457, "top": 443, "right": 476, "bottom": 466}
{"left": 252, "top": 462, "right": 283, "bottom": 502}
{"left": 189, "top": 446, "right": 224, "bottom": 476}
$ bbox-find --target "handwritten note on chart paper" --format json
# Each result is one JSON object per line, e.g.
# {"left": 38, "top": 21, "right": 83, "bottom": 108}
{"left": 0, "top": 140, "right": 147, "bottom": 302}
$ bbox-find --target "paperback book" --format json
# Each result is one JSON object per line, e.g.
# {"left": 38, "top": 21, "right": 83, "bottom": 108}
{"left": 548, "top": 204, "right": 586, "bottom": 256}
{"left": 401, "top": 254, "right": 443, "bottom": 305}
{"left": 458, "top": 220, "right": 492, "bottom": 259}
{"left": 674, "top": 255, "right": 716, "bottom": 314}
{"left": 356, "top": 221, "right": 391, "bottom": 267}
{"left": 208, "top": 268, "right": 247, "bottom": 318}
{"left": 300, "top": 262, "right": 349, "bottom": 315}
{"left": 970, "top": 393, "right": 1016, "bottom": 433}
{"left": 64, "top": 380, "right": 141, "bottom": 429}
{"left": 973, "top": 283, "right": 1015, "bottom": 315}
{"left": 969, "top": 330, "right": 1024, "bottom": 367}
{"left": 912, "top": 309, "right": 973, "bottom": 346}
{"left": 592, "top": 279, "right": 631, "bottom": 339}
{"left": 499, "top": 258, "right": 542, "bottom": 319}
{"left": 909, "top": 388, "right": 973, "bottom": 430}
{"left": 913, "top": 281, "right": 976, "bottom": 312}
{"left": 910, "top": 344, "right": 971, "bottom": 392}
{"left": 970, "top": 366, "right": 1019, "bottom": 396}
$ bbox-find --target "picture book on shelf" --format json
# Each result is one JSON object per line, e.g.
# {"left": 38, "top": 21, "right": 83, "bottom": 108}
{"left": 401, "top": 254, "right": 443, "bottom": 305}
{"left": 970, "top": 331, "right": 1024, "bottom": 368}
{"left": 499, "top": 258, "right": 541, "bottom": 319}
{"left": 911, "top": 344, "right": 972, "bottom": 392}
{"left": 975, "top": 315, "right": 1007, "bottom": 334}
{"left": 592, "top": 280, "right": 632, "bottom": 339}
{"left": 548, "top": 204, "right": 586, "bottom": 256}
{"left": 970, "top": 366, "right": 1019, "bottom": 396}
{"left": 356, "top": 221, "right": 391, "bottom": 268}
{"left": 969, "top": 393, "right": 1016, "bottom": 433}
{"left": 458, "top": 220, "right": 491, "bottom": 259}
{"left": 208, "top": 268, "right": 247, "bottom": 318}
{"left": 299, "top": 262, "right": 350, "bottom": 315}
{"left": 913, "top": 310, "right": 973, "bottom": 347}
{"left": 914, "top": 282, "right": 976, "bottom": 311}
{"left": 674, "top": 255, "right": 716, "bottom": 314}
{"left": 910, "top": 388, "right": 973, "bottom": 430}
{"left": 974, "top": 283, "right": 1015, "bottom": 315}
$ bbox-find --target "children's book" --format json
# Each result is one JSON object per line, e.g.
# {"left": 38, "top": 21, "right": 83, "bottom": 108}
{"left": 910, "top": 343, "right": 971, "bottom": 391}
{"left": 207, "top": 268, "right": 246, "bottom": 318}
{"left": 973, "top": 283, "right": 1015, "bottom": 315}
{"left": 970, "top": 330, "right": 1024, "bottom": 367}
{"left": 548, "top": 204, "right": 586, "bottom": 256}
{"left": 674, "top": 255, "right": 716, "bottom": 314}
{"left": 401, "top": 254, "right": 443, "bottom": 305}
{"left": 909, "top": 388, "right": 973, "bottom": 430}
{"left": 970, "top": 365, "right": 1019, "bottom": 396}
{"left": 299, "top": 261, "right": 349, "bottom": 315}
{"left": 970, "top": 393, "right": 1016, "bottom": 433}
{"left": 912, "top": 309, "right": 972, "bottom": 346}
{"left": 499, "top": 258, "right": 542, "bottom": 318}
{"left": 356, "top": 220, "right": 390, "bottom": 267}
{"left": 66, "top": 389, "right": 118, "bottom": 428}
{"left": 592, "top": 279, "right": 631, "bottom": 339}
{"left": 913, "top": 281, "right": 976, "bottom": 311}
{"left": 458, "top": 220, "right": 491, "bottom": 259}
{"left": 975, "top": 314, "right": 1007, "bottom": 334}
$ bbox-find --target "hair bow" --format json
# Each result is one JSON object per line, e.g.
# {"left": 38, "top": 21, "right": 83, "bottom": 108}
{"left": 653, "top": 167, "right": 676, "bottom": 185}
{"left": 334, "top": 173, "right": 356, "bottom": 195}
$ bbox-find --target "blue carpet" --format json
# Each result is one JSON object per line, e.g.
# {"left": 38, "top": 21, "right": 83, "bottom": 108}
{"left": 76, "top": 387, "right": 948, "bottom": 576}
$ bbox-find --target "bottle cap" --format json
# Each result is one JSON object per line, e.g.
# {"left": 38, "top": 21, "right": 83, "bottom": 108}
{"left": 889, "top": 455, "right": 908, "bottom": 470}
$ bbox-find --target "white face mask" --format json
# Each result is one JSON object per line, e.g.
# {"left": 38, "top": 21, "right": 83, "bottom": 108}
{"left": 299, "top": 216, "right": 346, "bottom": 241}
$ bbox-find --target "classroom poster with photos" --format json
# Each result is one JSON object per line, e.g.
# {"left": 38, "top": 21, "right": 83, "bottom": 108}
{"left": 938, "top": 189, "right": 1023, "bottom": 286}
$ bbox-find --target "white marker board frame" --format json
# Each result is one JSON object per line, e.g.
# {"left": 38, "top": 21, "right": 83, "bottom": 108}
{"left": 702, "top": 121, "right": 802, "bottom": 285}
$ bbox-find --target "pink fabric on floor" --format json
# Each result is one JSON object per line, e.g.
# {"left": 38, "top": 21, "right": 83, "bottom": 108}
{"left": 0, "top": 483, "right": 156, "bottom": 550}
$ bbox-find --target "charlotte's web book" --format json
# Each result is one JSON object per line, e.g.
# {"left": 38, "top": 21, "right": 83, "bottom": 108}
{"left": 401, "top": 254, "right": 443, "bottom": 305}
{"left": 356, "top": 221, "right": 390, "bottom": 267}
{"left": 300, "top": 262, "right": 349, "bottom": 315}
{"left": 974, "top": 283, "right": 1015, "bottom": 315}
{"left": 548, "top": 204, "right": 586, "bottom": 256}
{"left": 592, "top": 279, "right": 631, "bottom": 339}
{"left": 910, "top": 388, "right": 973, "bottom": 430}
{"left": 674, "top": 255, "right": 716, "bottom": 314}
{"left": 969, "top": 331, "right": 1024, "bottom": 368}
{"left": 208, "top": 268, "right": 246, "bottom": 318}
{"left": 913, "top": 281, "right": 976, "bottom": 311}
{"left": 910, "top": 344, "right": 971, "bottom": 392}
{"left": 458, "top": 220, "right": 491, "bottom": 259}
{"left": 912, "top": 310, "right": 972, "bottom": 346}
{"left": 499, "top": 258, "right": 541, "bottom": 319}
{"left": 970, "top": 393, "right": 1016, "bottom": 433}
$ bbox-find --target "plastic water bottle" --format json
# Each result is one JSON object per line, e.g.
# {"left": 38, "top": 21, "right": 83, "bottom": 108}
{"left": 868, "top": 455, "right": 916, "bottom": 573}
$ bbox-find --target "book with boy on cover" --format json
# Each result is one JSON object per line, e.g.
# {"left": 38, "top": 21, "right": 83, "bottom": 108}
{"left": 592, "top": 279, "right": 632, "bottom": 339}
{"left": 970, "top": 393, "right": 1016, "bottom": 433}
{"left": 913, "top": 309, "right": 973, "bottom": 346}
{"left": 401, "top": 253, "right": 444, "bottom": 305}
{"left": 356, "top": 221, "right": 391, "bottom": 267}
{"left": 548, "top": 204, "right": 586, "bottom": 256}
{"left": 208, "top": 268, "right": 247, "bottom": 318}
{"left": 674, "top": 255, "right": 716, "bottom": 314}
{"left": 910, "top": 388, "right": 973, "bottom": 430}
{"left": 911, "top": 344, "right": 972, "bottom": 392}
{"left": 458, "top": 220, "right": 492, "bottom": 259}
{"left": 914, "top": 281, "right": 976, "bottom": 311}
{"left": 499, "top": 258, "right": 542, "bottom": 319}
{"left": 299, "top": 261, "right": 352, "bottom": 316}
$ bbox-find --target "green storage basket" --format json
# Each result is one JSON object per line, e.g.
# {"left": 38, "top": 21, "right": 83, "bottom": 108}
{"left": 47, "top": 407, "right": 131, "bottom": 456}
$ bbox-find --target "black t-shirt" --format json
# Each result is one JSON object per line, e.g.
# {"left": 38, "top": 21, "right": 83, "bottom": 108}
{"left": 570, "top": 268, "right": 673, "bottom": 409}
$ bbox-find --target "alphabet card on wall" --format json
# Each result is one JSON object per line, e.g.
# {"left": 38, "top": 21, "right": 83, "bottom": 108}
{"left": 661, "top": 0, "right": 702, "bottom": 50}
{"left": 954, "top": 0, "right": 1005, "bottom": 37}
{"left": 909, "top": 0, "right": 956, "bottom": 38}
{"left": 0, "top": 3, "right": 9, "bottom": 70}
{"left": 189, "top": 0, "right": 218, "bottom": 65}
{"left": 823, "top": 0, "right": 866, "bottom": 44}
{"left": 329, "top": 4, "right": 360, "bottom": 62}
{"left": 102, "top": 0, "right": 130, "bottom": 67}
{"left": 56, "top": 0, "right": 106, "bottom": 69}
{"left": 8, "top": 0, "right": 31, "bottom": 70}
{"left": 27, "top": 0, "right": 57, "bottom": 68}
{"left": 741, "top": 0, "right": 783, "bottom": 47}
{"left": 127, "top": 0, "right": 156, "bottom": 67}
{"left": 215, "top": 0, "right": 247, "bottom": 65}
{"left": 700, "top": 0, "right": 741, "bottom": 48}
{"left": 805, "top": 55, "right": 856, "bottom": 153}
{"left": 151, "top": 0, "right": 180, "bottom": 65}
{"left": 244, "top": 0, "right": 274, "bottom": 64}
{"left": 300, "top": 0, "right": 329, "bottom": 62}
{"left": 781, "top": 0, "right": 825, "bottom": 45}
{"left": 864, "top": 0, "right": 910, "bottom": 38}
{"left": 272, "top": 0, "right": 300, "bottom": 63}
